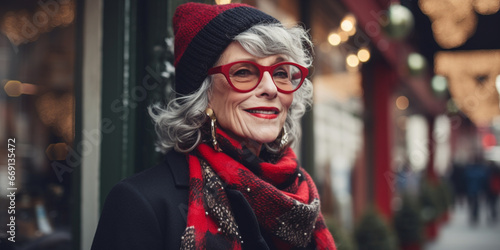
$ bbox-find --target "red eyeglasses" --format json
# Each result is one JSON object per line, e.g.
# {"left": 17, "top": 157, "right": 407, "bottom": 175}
{"left": 207, "top": 61, "right": 308, "bottom": 93}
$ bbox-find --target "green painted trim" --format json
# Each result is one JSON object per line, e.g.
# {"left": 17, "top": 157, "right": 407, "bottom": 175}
{"left": 72, "top": 0, "right": 84, "bottom": 249}
{"left": 100, "top": 0, "right": 138, "bottom": 207}
{"left": 300, "top": 110, "right": 315, "bottom": 177}
{"left": 99, "top": 0, "right": 205, "bottom": 208}
{"left": 132, "top": 0, "right": 168, "bottom": 173}
{"left": 299, "top": 0, "right": 315, "bottom": 178}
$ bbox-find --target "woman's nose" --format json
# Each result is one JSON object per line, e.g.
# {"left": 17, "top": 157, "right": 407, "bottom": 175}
{"left": 257, "top": 71, "right": 278, "bottom": 98}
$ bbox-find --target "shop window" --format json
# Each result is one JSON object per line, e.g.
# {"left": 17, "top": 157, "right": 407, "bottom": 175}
{"left": 0, "top": 1, "right": 75, "bottom": 249}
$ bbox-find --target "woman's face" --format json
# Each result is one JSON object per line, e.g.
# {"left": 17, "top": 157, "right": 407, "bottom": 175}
{"left": 208, "top": 42, "right": 293, "bottom": 146}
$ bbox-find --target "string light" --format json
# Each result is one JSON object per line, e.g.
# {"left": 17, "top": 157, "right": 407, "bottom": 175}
{"left": 408, "top": 53, "right": 426, "bottom": 73}
{"left": 357, "top": 48, "right": 370, "bottom": 62}
{"left": 0, "top": 1, "right": 75, "bottom": 45}
{"left": 341, "top": 14, "right": 357, "bottom": 36}
{"left": 396, "top": 96, "right": 409, "bottom": 110}
{"left": 346, "top": 54, "right": 359, "bottom": 68}
{"left": 382, "top": 4, "right": 414, "bottom": 39}
{"left": 435, "top": 50, "right": 500, "bottom": 126}
{"left": 4, "top": 80, "right": 22, "bottom": 97}
{"left": 431, "top": 75, "right": 448, "bottom": 94}
{"left": 340, "top": 19, "right": 354, "bottom": 33}
{"left": 418, "top": 0, "right": 495, "bottom": 49}
{"left": 473, "top": 0, "right": 500, "bottom": 15}
{"left": 3, "top": 80, "right": 38, "bottom": 97}
{"left": 325, "top": 14, "right": 363, "bottom": 73}
{"left": 328, "top": 32, "right": 341, "bottom": 46}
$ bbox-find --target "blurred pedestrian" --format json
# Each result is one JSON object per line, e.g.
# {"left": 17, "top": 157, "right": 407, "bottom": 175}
{"left": 450, "top": 161, "right": 467, "bottom": 206}
{"left": 464, "top": 158, "right": 488, "bottom": 225}
{"left": 486, "top": 161, "right": 500, "bottom": 222}
{"left": 91, "top": 2, "right": 336, "bottom": 250}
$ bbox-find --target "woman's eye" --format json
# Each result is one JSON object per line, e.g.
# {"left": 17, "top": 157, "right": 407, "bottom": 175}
{"left": 273, "top": 70, "right": 289, "bottom": 78}
{"left": 233, "top": 68, "right": 256, "bottom": 77}
{"left": 235, "top": 69, "right": 250, "bottom": 76}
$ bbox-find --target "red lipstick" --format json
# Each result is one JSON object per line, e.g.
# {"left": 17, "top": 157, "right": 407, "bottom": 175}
{"left": 244, "top": 107, "right": 280, "bottom": 119}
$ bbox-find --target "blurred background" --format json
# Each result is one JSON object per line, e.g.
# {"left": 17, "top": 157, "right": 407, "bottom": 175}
{"left": 1, "top": 0, "right": 499, "bottom": 249}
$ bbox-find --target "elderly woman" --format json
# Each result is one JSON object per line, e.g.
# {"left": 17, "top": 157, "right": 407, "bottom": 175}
{"left": 91, "top": 3, "right": 335, "bottom": 250}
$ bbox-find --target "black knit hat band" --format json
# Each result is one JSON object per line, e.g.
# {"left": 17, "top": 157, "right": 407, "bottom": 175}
{"left": 175, "top": 6, "right": 280, "bottom": 96}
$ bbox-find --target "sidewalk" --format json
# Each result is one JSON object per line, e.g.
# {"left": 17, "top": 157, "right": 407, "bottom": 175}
{"left": 425, "top": 201, "right": 500, "bottom": 250}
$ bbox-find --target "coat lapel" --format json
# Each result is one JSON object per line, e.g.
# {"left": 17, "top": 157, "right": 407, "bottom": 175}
{"left": 166, "top": 150, "right": 190, "bottom": 188}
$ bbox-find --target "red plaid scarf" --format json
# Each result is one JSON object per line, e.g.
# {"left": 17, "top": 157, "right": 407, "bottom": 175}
{"left": 180, "top": 129, "right": 336, "bottom": 249}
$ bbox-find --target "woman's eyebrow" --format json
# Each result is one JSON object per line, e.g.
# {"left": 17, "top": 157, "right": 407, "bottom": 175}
{"left": 272, "top": 56, "right": 288, "bottom": 64}
{"left": 222, "top": 55, "right": 289, "bottom": 65}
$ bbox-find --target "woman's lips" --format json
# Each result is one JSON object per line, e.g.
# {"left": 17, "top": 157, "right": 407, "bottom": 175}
{"left": 244, "top": 107, "right": 280, "bottom": 119}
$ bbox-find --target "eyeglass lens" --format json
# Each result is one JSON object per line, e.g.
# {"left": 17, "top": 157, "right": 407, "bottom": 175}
{"left": 228, "top": 62, "right": 303, "bottom": 92}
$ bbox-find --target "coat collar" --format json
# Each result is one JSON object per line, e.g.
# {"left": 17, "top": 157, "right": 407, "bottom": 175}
{"left": 165, "top": 150, "right": 189, "bottom": 187}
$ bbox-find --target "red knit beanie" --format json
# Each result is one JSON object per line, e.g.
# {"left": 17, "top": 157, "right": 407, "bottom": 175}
{"left": 173, "top": 2, "right": 280, "bottom": 96}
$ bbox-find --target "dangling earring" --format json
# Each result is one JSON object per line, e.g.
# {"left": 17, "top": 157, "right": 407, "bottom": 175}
{"left": 205, "top": 108, "right": 222, "bottom": 152}
{"left": 279, "top": 126, "right": 289, "bottom": 150}
{"left": 264, "top": 126, "right": 289, "bottom": 153}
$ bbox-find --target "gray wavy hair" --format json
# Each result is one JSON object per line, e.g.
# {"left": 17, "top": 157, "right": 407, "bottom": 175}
{"left": 149, "top": 23, "right": 313, "bottom": 153}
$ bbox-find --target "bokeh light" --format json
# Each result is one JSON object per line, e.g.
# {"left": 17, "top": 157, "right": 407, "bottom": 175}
{"left": 3, "top": 80, "right": 38, "bottom": 97}
{"left": 482, "top": 133, "right": 497, "bottom": 149}
{"left": 396, "top": 95, "right": 409, "bottom": 110}
{"left": 382, "top": 4, "right": 414, "bottom": 39}
{"left": 341, "top": 14, "right": 357, "bottom": 36}
{"left": 419, "top": 0, "right": 478, "bottom": 48}
{"left": 406, "top": 115, "right": 429, "bottom": 172}
{"left": 341, "top": 19, "right": 354, "bottom": 33}
{"left": 473, "top": 0, "right": 500, "bottom": 15}
{"left": 389, "top": 4, "right": 414, "bottom": 27}
{"left": 407, "top": 53, "right": 427, "bottom": 75}
{"left": 431, "top": 75, "right": 448, "bottom": 94}
{"left": 346, "top": 54, "right": 359, "bottom": 67}
{"left": 0, "top": 1, "right": 75, "bottom": 45}
{"left": 357, "top": 48, "right": 370, "bottom": 62}
{"left": 4, "top": 80, "right": 22, "bottom": 97}
{"left": 328, "top": 32, "right": 341, "bottom": 46}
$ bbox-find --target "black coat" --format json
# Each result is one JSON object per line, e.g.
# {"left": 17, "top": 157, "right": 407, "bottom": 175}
{"left": 91, "top": 150, "right": 315, "bottom": 250}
